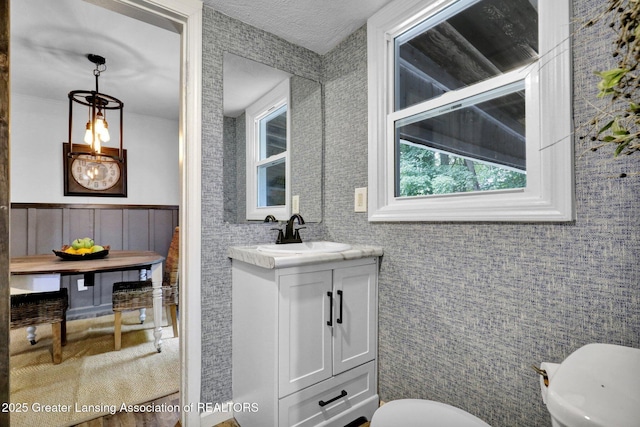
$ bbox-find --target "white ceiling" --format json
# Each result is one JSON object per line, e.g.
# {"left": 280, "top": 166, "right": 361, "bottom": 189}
{"left": 10, "top": 0, "right": 181, "bottom": 119}
{"left": 202, "top": 0, "right": 393, "bottom": 55}
{"left": 11, "top": 0, "right": 394, "bottom": 120}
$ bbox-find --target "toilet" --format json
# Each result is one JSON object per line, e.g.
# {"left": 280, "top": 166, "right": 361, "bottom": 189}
{"left": 540, "top": 343, "right": 640, "bottom": 427}
{"left": 370, "top": 399, "right": 491, "bottom": 427}
{"left": 372, "top": 343, "right": 640, "bottom": 427}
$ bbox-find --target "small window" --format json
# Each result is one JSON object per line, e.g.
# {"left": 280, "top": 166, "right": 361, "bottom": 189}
{"left": 395, "top": 83, "right": 527, "bottom": 197}
{"left": 367, "top": 0, "right": 574, "bottom": 221}
{"left": 246, "top": 79, "right": 290, "bottom": 220}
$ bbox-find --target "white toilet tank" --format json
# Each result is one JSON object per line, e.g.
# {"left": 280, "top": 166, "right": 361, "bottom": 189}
{"left": 543, "top": 343, "right": 640, "bottom": 427}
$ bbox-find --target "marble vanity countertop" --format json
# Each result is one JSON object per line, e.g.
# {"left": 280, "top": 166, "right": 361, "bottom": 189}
{"left": 228, "top": 244, "right": 384, "bottom": 269}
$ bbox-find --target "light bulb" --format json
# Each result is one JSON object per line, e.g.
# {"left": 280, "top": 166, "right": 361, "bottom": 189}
{"left": 95, "top": 112, "right": 106, "bottom": 134}
{"left": 84, "top": 122, "right": 93, "bottom": 144}
{"left": 94, "top": 112, "right": 110, "bottom": 144}
{"left": 100, "top": 119, "right": 110, "bottom": 142}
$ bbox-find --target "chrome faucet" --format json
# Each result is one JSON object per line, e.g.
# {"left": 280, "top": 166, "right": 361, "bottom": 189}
{"left": 273, "top": 214, "right": 306, "bottom": 244}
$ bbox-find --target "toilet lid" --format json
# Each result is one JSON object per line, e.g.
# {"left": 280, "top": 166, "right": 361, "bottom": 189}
{"left": 371, "top": 399, "right": 491, "bottom": 427}
{"left": 547, "top": 344, "right": 640, "bottom": 427}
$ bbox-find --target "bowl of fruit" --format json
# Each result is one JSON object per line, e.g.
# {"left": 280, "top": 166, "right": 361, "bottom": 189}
{"left": 53, "top": 237, "right": 110, "bottom": 260}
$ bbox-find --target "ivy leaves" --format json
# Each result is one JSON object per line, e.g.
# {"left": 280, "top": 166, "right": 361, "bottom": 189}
{"left": 595, "top": 68, "right": 629, "bottom": 98}
{"left": 585, "top": 0, "right": 640, "bottom": 157}
{"left": 596, "top": 116, "right": 637, "bottom": 156}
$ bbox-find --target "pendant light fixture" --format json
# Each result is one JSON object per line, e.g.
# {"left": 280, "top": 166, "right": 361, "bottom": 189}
{"left": 68, "top": 54, "right": 124, "bottom": 162}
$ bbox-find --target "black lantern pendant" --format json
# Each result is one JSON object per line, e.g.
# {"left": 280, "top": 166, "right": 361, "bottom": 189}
{"left": 68, "top": 54, "right": 124, "bottom": 162}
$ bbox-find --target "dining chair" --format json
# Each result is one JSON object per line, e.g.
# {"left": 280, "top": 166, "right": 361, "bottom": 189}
{"left": 10, "top": 288, "right": 69, "bottom": 364}
{"left": 112, "top": 226, "right": 179, "bottom": 350}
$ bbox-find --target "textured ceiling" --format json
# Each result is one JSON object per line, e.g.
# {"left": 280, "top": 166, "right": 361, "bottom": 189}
{"left": 202, "top": 0, "right": 393, "bottom": 55}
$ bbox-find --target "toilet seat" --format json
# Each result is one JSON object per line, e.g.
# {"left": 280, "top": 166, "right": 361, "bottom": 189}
{"left": 370, "top": 399, "right": 491, "bottom": 427}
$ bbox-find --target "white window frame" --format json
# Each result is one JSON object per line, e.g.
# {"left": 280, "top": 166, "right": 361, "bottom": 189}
{"left": 246, "top": 78, "right": 291, "bottom": 221}
{"left": 367, "top": 0, "right": 574, "bottom": 222}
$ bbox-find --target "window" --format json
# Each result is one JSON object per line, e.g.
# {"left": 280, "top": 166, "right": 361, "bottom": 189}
{"left": 246, "top": 79, "right": 290, "bottom": 220}
{"left": 367, "top": 0, "right": 574, "bottom": 221}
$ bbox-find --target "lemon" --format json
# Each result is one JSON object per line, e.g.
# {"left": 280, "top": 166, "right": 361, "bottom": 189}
{"left": 76, "top": 248, "right": 92, "bottom": 255}
{"left": 64, "top": 247, "right": 77, "bottom": 254}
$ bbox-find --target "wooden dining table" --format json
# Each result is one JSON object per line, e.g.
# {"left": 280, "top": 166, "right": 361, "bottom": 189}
{"left": 10, "top": 250, "right": 166, "bottom": 352}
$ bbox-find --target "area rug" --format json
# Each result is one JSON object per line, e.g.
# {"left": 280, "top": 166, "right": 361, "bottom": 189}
{"left": 9, "top": 310, "right": 179, "bottom": 427}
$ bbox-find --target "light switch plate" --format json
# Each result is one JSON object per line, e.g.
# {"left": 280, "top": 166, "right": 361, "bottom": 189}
{"left": 354, "top": 187, "right": 367, "bottom": 212}
{"left": 292, "top": 195, "right": 300, "bottom": 214}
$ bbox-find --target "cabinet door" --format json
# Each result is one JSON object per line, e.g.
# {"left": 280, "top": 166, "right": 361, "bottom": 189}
{"left": 279, "top": 270, "right": 333, "bottom": 397}
{"left": 332, "top": 263, "right": 377, "bottom": 375}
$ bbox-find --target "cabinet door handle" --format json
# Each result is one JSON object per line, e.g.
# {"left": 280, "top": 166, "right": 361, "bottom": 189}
{"left": 337, "top": 290, "right": 343, "bottom": 324}
{"left": 327, "top": 291, "right": 333, "bottom": 326}
{"left": 318, "top": 389, "right": 347, "bottom": 407}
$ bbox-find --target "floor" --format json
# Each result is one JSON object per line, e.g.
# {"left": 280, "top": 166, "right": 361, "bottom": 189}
{"left": 71, "top": 393, "right": 181, "bottom": 427}
{"left": 72, "top": 393, "right": 370, "bottom": 427}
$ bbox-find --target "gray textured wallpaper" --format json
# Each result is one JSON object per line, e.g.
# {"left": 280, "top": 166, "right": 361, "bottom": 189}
{"left": 200, "top": 8, "right": 326, "bottom": 405}
{"left": 201, "top": 1, "right": 640, "bottom": 426}
{"left": 322, "top": 1, "right": 640, "bottom": 426}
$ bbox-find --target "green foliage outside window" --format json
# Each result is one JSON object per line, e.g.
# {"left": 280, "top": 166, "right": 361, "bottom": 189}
{"left": 398, "top": 143, "right": 526, "bottom": 197}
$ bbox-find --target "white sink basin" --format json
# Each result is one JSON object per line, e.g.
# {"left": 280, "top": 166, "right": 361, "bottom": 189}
{"left": 256, "top": 241, "right": 352, "bottom": 254}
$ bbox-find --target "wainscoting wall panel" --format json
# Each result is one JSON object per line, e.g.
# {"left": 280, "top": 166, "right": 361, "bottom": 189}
{"left": 10, "top": 204, "right": 179, "bottom": 319}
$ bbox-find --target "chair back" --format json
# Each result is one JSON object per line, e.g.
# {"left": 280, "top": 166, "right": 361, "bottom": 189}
{"left": 163, "top": 226, "right": 179, "bottom": 288}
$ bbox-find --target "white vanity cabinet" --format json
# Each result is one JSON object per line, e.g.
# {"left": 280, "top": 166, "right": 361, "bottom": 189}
{"left": 231, "top": 252, "right": 380, "bottom": 427}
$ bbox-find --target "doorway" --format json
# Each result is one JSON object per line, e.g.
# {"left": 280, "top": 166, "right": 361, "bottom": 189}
{"left": 3, "top": 0, "right": 202, "bottom": 425}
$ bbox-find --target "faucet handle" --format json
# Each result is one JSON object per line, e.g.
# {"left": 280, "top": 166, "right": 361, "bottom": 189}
{"left": 271, "top": 227, "right": 284, "bottom": 244}
{"left": 293, "top": 226, "right": 306, "bottom": 240}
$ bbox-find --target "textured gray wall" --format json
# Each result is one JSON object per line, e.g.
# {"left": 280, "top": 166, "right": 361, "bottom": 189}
{"left": 290, "top": 75, "right": 323, "bottom": 222}
{"left": 322, "top": 1, "right": 640, "bottom": 427}
{"left": 223, "top": 116, "right": 237, "bottom": 223}
{"left": 201, "top": 1, "right": 640, "bottom": 425}
{"left": 200, "top": 8, "right": 326, "bottom": 404}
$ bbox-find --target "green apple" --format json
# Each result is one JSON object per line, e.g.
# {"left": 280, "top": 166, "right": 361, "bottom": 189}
{"left": 71, "top": 239, "right": 84, "bottom": 250}
{"left": 82, "top": 237, "right": 94, "bottom": 248}
{"left": 91, "top": 245, "right": 104, "bottom": 253}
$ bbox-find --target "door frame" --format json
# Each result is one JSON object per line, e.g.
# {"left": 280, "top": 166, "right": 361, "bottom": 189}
{"left": 112, "top": 1, "right": 204, "bottom": 425}
{"left": 69, "top": 0, "right": 204, "bottom": 424}
{"left": 2, "top": 0, "right": 202, "bottom": 424}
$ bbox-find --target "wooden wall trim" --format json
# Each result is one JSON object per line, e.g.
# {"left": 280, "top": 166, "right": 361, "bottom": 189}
{"left": 10, "top": 205, "right": 179, "bottom": 257}
{"left": 11, "top": 203, "right": 179, "bottom": 210}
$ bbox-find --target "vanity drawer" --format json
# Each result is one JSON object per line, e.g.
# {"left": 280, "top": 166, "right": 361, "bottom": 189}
{"left": 278, "top": 361, "right": 377, "bottom": 427}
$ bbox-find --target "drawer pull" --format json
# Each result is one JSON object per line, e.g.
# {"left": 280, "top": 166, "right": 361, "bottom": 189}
{"left": 318, "top": 389, "right": 347, "bottom": 407}
{"left": 337, "top": 290, "right": 343, "bottom": 324}
{"left": 327, "top": 291, "right": 333, "bottom": 326}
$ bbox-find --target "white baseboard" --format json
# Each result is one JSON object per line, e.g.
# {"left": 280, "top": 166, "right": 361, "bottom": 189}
{"left": 199, "top": 400, "right": 235, "bottom": 427}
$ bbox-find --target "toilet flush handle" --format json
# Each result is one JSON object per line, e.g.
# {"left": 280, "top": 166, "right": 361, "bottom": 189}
{"left": 531, "top": 365, "right": 549, "bottom": 387}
